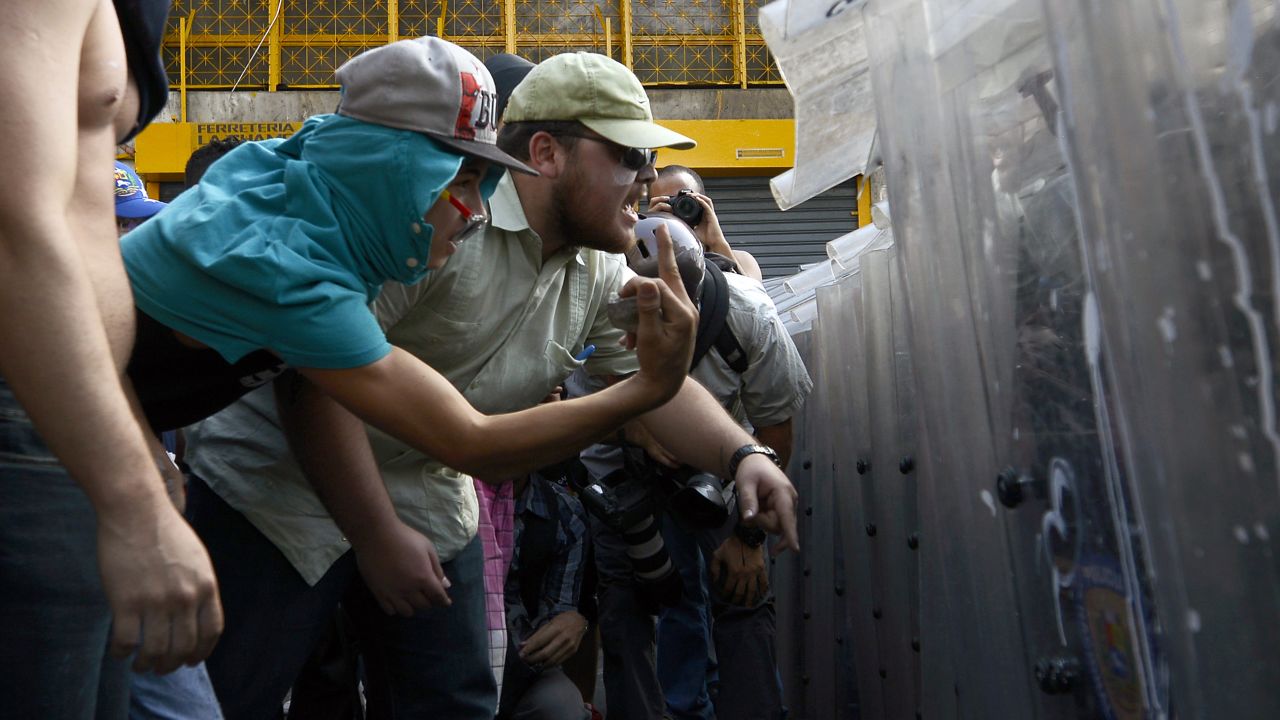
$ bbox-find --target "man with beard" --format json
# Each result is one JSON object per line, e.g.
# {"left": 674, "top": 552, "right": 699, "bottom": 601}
{"left": 178, "top": 51, "right": 800, "bottom": 719}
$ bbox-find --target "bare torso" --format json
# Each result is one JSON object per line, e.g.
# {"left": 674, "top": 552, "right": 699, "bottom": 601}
{"left": 76, "top": 0, "right": 142, "bottom": 368}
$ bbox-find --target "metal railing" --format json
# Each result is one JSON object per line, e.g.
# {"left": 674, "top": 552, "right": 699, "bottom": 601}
{"left": 164, "top": 0, "right": 782, "bottom": 89}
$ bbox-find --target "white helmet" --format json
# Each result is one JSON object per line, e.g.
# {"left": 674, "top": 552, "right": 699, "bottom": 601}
{"left": 626, "top": 212, "right": 705, "bottom": 302}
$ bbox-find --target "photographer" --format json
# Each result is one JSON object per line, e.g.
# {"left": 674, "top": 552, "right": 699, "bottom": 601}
{"left": 648, "top": 165, "right": 764, "bottom": 282}
{"left": 581, "top": 216, "right": 811, "bottom": 720}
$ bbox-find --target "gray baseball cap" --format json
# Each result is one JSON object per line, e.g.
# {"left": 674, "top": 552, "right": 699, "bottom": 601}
{"left": 336, "top": 37, "right": 537, "bottom": 175}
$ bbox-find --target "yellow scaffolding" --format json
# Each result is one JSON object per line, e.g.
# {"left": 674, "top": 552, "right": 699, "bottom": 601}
{"left": 164, "top": 0, "right": 781, "bottom": 89}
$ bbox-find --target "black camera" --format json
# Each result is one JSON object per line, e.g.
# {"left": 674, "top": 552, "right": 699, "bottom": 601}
{"left": 651, "top": 464, "right": 730, "bottom": 530}
{"left": 558, "top": 448, "right": 731, "bottom": 610}
{"left": 669, "top": 189, "right": 705, "bottom": 228}
{"left": 564, "top": 465, "right": 685, "bottom": 609}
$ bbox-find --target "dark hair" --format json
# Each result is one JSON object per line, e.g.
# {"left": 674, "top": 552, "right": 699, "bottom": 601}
{"left": 657, "top": 164, "right": 705, "bottom": 194}
{"left": 496, "top": 121, "right": 585, "bottom": 161}
{"left": 184, "top": 137, "right": 246, "bottom": 188}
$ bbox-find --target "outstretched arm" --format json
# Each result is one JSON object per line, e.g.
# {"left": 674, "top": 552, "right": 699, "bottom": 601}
{"left": 276, "top": 227, "right": 695, "bottom": 615}
{"left": 0, "top": 0, "right": 220, "bottom": 673}
{"left": 638, "top": 379, "right": 800, "bottom": 555}
{"left": 298, "top": 226, "right": 697, "bottom": 480}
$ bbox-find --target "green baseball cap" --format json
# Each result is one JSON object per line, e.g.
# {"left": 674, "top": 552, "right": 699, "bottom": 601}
{"left": 504, "top": 52, "right": 696, "bottom": 151}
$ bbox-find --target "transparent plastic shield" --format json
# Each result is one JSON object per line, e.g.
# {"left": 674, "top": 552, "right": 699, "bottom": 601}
{"left": 887, "top": 249, "right": 924, "bottom": 720}
{"left": 800, "top": 306, "right": 842, "bottom": 715}
{"left": 772, "top": 326, "right": 816, "bottom": 711}
{"left": 821, "top": 275, "right": 885, "bottom": 718}
{"left": 859, "top": 248, "right": 921, "bottom": 717}
{"left": 862, "top": 0, "right": 1177, "bottom": 716}
{"left": 921, "top": 7, "right": 1159, "bottom": 720}
{"left": 1042, "top": 0, "right": 1280, "bottom": 715}
{"left": 771, "top": 0, "right": 1279, "bottom": 713}
{"left": 862, "top": 1, "right": 1040, "bottom": 715}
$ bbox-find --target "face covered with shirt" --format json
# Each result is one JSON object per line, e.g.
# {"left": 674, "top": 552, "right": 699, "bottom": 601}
{"left": 121, "top": 113, "right": 503, "bottom": 366}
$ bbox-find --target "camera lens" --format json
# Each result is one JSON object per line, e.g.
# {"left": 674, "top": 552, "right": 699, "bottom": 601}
{"left": 668, "top": 473, "right": 729, "bottom": 529}
{"left": 670, "top": 190, "right": 704, "bottom": 228}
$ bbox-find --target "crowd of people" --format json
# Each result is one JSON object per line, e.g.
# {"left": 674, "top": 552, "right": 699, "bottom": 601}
{"left": 0, "top": 2, "right": 811, "bottom": 718}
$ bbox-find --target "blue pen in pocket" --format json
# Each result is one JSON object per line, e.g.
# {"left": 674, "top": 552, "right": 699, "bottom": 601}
{"left": 575, "top": 344, "right": 596, "bottom": 362}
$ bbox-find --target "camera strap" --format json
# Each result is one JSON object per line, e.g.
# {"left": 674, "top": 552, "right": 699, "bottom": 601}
{"left": 693, "top": 262, "right": 749, "bottom": 374}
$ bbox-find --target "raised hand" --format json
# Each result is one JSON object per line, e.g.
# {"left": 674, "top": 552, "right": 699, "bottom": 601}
{"left": 618, "top": 223, "right": 697, "bottom": 403}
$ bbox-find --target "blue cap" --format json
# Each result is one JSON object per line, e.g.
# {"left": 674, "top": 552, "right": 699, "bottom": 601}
{"left": 114, "top": 161, "right": 168, "bottom": 219}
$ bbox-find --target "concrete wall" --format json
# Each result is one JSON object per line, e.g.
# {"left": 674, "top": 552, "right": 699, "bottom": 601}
{"left": 157, "top": 88, "right": 794, "bottom": 124}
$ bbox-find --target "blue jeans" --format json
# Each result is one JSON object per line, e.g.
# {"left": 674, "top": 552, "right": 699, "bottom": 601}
{"left": 130, "top": 664, "right": 223, "bottom": 719}
{"left": 0, "top": 378, "right": 130, "bottom": 719}
{"left": 655, "top": 517, "right": 717, "bottom": 720}
{"left": 186, "top": 476, "right": 494, "bottom": 720}
{"left": 594, "top": 504, "right": 783, "bottom": 720}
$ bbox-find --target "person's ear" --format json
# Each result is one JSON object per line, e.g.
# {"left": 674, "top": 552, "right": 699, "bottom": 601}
{"left": 525, "top": 131, "right": 565, "bottom": 179}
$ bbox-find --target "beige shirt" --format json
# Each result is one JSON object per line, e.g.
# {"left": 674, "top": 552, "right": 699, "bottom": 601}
{"left": 690, "top": 270, "right": 813, "bottom": 430}
{"left": 185, "top": 174, "right": 640, "bottom": 584}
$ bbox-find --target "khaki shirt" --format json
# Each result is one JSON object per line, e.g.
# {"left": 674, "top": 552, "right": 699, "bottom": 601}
{"left": 690, "top": 270, "right": 813, "bottom": 429}
{"left": 185, "top": 174, "right": 640, "bottom": 584}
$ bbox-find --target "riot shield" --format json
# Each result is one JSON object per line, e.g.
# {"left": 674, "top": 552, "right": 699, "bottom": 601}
{"left": 1042, "top": 0, "right": 1280, "bottom": 715}
{"left": 862, "top": 0, "right": 1164, "bottom": 716}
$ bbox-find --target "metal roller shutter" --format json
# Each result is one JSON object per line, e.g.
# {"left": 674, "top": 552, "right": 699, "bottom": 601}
{"left": 702, "top": 176, "right": 858, "bottom": 279}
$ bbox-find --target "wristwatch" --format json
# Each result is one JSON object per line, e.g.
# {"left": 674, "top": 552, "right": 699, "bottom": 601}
{"left": 727, "top": 443, "right": 781, "bottom": 481}
{"left": 734, "top": 522, "right": 768, "bottom": 549}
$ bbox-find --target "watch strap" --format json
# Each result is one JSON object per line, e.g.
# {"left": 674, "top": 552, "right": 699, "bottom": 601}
{"left": 734, "top": 522, "right": 767, "bottom": 548}
{"left": 727, "top": 443, "right": 780, "bottom": 482}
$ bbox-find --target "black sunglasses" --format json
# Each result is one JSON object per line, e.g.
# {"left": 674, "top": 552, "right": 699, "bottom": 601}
{"left": 554, "top": 132, "right": 657, "bottom": 172}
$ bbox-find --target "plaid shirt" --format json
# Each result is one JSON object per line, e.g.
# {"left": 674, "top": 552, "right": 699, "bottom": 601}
{"left": 505, "top": 475, "right": 589, "bottom": 626}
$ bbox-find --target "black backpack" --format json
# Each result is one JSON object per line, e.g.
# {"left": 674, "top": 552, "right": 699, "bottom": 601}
{"left": 692, "top": 254, "right": 749, "bottom": 374}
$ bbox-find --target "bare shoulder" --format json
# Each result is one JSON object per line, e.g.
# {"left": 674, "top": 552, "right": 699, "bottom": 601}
{"left": 0, "top": 0, "right": 114, "bottom": 73}
{"left": 731, "top": 249, "right": 764, "bottom": 283}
